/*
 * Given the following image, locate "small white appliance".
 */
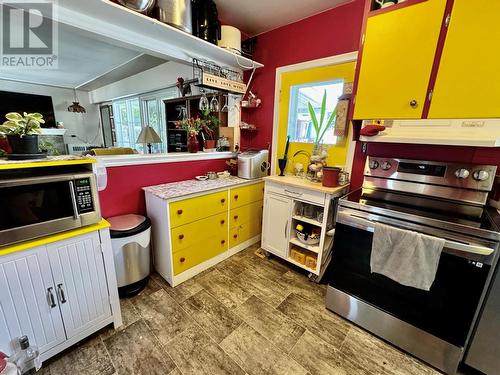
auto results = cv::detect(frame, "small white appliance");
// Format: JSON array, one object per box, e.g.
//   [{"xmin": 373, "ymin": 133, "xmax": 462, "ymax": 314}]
[{"xmin": 238, "ymin": 150, "xmax": 270, "ymax": 179}]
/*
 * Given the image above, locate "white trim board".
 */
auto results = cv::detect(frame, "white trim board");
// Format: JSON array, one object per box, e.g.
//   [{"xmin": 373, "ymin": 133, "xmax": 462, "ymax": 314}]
[
  {"xmin": 271, "ymin": 51, "xmax": 359, "ymax": 175},
  {"xmin": 94, "ymin": 151, "xmax": 236, "ymax": 167}
]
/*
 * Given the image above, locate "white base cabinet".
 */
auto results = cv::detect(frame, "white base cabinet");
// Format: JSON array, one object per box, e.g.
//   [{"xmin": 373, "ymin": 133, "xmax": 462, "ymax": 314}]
[
  {"xmin": 0, "ymin": 229, "xmax": 122, "ymax": 361},
  {"xmin": 261, "ymin": 177, "xmax": 348, "ymax": 278}
]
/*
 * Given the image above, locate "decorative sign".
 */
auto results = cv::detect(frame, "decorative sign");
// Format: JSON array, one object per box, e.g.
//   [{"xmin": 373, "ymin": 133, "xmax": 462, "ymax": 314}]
[{"xmin": 201, "ymin": 72, "xmax": 247, "ymax": 94}]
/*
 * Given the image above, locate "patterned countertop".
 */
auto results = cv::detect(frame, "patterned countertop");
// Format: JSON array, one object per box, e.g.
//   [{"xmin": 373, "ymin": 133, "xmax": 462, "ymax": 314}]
[{"xmin": 143, "ymin": 176, "xmax": 261, "ymax": 200}]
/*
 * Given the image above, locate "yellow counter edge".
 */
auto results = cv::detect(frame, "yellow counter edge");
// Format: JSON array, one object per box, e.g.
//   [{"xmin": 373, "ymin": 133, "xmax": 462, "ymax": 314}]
[
  {"xmin": 0, "ymin": 158, "xmax": 96, "ymax": 170},
  {"xmin": 0, "ymin": 219, "xmax": 110, "ymax": 257}
]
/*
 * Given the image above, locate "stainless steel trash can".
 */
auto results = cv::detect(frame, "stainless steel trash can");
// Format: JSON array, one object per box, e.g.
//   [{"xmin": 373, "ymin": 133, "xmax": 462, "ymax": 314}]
[{"xmin": 108, "ymin": 214, "xmax": 151, "ymax": 298}]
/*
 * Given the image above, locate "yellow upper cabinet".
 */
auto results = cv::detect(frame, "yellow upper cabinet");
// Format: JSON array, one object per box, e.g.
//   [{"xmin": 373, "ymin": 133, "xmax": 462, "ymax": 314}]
[
  {"xmin": 428, "ymin": 2, "xmax": 500, "ymax": 118},
  {"xmin": 353, "ymin": 0, "xmax": 447, "ymax": 119}
]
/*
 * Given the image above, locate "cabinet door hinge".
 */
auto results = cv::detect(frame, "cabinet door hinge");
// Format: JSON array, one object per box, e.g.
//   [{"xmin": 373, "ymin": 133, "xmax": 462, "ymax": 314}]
[
  {"xmin": 444, "ymin": 13, "xmax": 451, "ymax": 28},
  {"xmin": 427, "ymin": 90, "xmax": 433, "ymax": 102}
]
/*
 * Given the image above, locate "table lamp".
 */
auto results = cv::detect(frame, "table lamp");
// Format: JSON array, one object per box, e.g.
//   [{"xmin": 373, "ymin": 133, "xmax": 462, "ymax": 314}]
[{"xmin": 136, "ymin": 126, "xmax": 162, "ymax": 154}]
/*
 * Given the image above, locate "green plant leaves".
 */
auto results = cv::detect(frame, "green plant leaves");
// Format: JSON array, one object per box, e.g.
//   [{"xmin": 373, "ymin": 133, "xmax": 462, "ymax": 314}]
[
  {"xmin": 1, "ymin": 112, "xmax": 44, "ymax": 136},
  {"xmin": 307, "ymin": 90, "xmax": 337, "ymax": 145}
]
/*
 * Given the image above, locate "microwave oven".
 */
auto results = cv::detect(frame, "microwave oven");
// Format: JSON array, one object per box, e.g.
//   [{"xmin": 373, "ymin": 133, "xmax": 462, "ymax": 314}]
[{"xmin": 0, "ymin": 172, "xmax": 101, "ymax": 247}]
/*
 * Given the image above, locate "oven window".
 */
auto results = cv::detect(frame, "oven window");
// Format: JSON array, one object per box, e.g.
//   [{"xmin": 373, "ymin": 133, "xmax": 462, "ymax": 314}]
[
  {"xmin": 0, "ymin": 181, "xmax": 74, "ymax": 230},
  {"xmin": 326, "ymin": 223, "xmax": 490, "ymax": 347}
]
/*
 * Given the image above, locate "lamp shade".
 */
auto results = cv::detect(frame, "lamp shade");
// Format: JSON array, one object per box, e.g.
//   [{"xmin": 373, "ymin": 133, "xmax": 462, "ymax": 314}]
[{"xmin": 136, "ymin": 126, "xmax": 162, "ymax": 144}]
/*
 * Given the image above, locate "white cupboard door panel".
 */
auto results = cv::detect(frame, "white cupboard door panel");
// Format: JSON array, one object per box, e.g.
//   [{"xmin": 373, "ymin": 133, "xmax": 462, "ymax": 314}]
[
  {"xmin": 262, "ymin": 193, "xmax": 292, "ymax": 258},
  {"xmin": 47, "ymin": 233, "xmax": 111, "ymax": 339},
  {"xmin": 0, "ymin": 247, "xmax": 65, "ymax": 355}
]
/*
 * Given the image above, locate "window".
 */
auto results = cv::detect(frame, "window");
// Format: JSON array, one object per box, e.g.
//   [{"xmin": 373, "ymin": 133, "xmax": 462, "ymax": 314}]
[
  {"xmin": 111, "ymin": 87, "xmax": 178, "ymax": 153},
  {"xmin": 287, "ymin": 80, "xmax": 344, "ymax": 145}
]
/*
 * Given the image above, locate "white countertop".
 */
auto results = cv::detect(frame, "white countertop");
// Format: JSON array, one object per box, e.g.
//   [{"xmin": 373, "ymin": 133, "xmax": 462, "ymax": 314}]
[
  {"xmin": 264, "ymin": 175, "xmax": 349, "ymax": 195},
  {"xmin": 143, "ymin": 176, "xmax": 261, "ymax": 200}
]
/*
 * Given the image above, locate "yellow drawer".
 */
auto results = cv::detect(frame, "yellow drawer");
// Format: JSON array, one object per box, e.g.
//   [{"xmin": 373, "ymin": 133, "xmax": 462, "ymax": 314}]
[
  {"xmin": 173, "ymin": 235, "xmax": 228, "ymax": 276},
  {"xmin": 170, "ymin": 190, "xmax": 228, "ymax": 228},
  {"xmin": 171, "ymin": 212, "xmax": 228, "ymax": 253},
  {"xmin": 230, "ymin": 182, "xmax": 264, "ymax": 209},
  {"xmin": 230, "ymin": 217, "xmax": 262, "ymax": 248},
  {"xmin": 230, "ymin": 200, "xmax": 263, "ymax": 228}
]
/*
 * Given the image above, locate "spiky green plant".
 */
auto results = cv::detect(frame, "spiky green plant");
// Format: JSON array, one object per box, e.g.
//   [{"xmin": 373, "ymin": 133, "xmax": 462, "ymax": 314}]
[
  {"xmin": 0, "ymin": 112, "xmax": 44, "ymax": 137},
  {"xmin": 307, "ymin": 91, "xmax": 337, "ymax": 146}
]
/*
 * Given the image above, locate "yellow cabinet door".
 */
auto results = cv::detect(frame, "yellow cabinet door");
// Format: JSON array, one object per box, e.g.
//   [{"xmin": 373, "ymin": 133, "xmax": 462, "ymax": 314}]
[
  {"xmin": 171, "ymin": 212, "xmax": 228, "ymax": 253},
  {"xmin": 428, "ymin": 2, "xmax": 500, "ymax": 118},
  {"xmin": 230, "ymin": 200, "xmax": 263, "ymax": 228},
  {"xmin": 353, "ymin": 0, "xmax": 447, "ymax": 119},
  {"xmin": 230, "ymin": 183, "xmax": 264, "ymax": 209},
  {"xmin": 173, "ymin": 235, "xmax": 228, "ymax": 276},
  {"xmin": 169, "ymin": 190, "xmax": 228, "ymax": 228}
]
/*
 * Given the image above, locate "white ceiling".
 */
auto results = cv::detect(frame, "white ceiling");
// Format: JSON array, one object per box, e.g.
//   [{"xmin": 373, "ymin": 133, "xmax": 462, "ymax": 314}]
[
  {"xmin": 217, "ymin": 0, "xmax": 353, "ymax": 36},
  {"xmin": 0, "ymin": 23, "xmax": 167, "ymax": 90}
]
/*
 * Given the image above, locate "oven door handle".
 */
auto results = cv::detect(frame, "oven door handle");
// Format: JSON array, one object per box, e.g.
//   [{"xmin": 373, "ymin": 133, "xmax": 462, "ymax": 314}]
[
  {"xmin": 69, "ymin": 181, "xmax": 80, "ymax": 220},
  {"xmin": 337, "ymin": 212, "xmax": 495, "ymax": 257}
]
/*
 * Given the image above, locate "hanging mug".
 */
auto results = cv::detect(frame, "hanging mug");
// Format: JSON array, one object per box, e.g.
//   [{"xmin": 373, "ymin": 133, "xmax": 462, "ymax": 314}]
[{"xmin": 375, "ymin": 0, "xmax": 396, "ymax": 8}]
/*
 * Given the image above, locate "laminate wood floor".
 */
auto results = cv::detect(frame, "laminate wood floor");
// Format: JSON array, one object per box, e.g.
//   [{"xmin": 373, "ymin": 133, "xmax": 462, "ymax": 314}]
[{"xmin": 39, "ymin": 244, "xmax": 481, "ymax": 375}]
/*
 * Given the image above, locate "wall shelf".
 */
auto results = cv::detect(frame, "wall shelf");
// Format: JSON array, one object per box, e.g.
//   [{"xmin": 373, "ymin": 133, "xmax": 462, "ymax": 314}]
[{"xmin": 56, "ymin": 0, "xmax": 263, "ymax": 71}]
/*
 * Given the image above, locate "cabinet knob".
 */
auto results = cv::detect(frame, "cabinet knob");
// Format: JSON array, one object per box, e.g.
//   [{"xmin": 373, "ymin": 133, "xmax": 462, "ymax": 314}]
[
  {"xmin": 234, "ymin": 194, "xmax": 239, "ymax": 200},
  {"xmin": 234, "ymin": 215, "xmax": 239, "ymax": 220},
  {"xmin": 220, "ymin": 219, "xmax": 225, "ymax": 224},
  {"xmin": 177, "ymin": 209, "xmax": 183, "ymax": 215},
  {"xmin": 178, "ymin": 234, "xmax": 184, "ymax": 240},
  {"xmin": 221, "ymin": 240, "xmax": 226, "ymax": 245},
  {"xmin": 409, "ymin": 99, "xmax": 418, "ymax": 108},
  {"xmin": 221, "ymin": 198, "xmax": 226, "ymax": 203},
  {"xmin": 180, "ymin": 257, "xmax": 186, "ymax": 263},
  {"xmin": 233, "ymin": 234, "xmax": 238, "ymax": 239}
]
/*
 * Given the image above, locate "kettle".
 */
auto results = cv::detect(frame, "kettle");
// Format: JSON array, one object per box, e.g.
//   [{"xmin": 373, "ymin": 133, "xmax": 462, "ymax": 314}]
[{"xmin": 192, "ymin": 0, "xmax": 220, "ymax": 44}]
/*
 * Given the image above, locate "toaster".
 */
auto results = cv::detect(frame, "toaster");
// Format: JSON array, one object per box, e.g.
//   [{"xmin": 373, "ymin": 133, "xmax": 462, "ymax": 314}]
[{"xmin": 238, "ymin": 150, "xmax": 270, "ymax": 179}]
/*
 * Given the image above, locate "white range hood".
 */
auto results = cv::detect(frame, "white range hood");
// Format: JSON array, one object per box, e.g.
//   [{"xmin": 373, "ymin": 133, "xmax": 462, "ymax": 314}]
[{"xmin": 359, "ymin": 119, "xmax": 500, "ymax": 147}]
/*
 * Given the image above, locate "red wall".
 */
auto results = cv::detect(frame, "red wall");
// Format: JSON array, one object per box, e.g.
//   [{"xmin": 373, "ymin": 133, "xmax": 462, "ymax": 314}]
[
  {"xmin": 99, "ymin": 158, "xmax": 230, "ymax": 218},
  {"xmin": 241, "ymin": 0, "xmax": 366, "ymax": 150}
]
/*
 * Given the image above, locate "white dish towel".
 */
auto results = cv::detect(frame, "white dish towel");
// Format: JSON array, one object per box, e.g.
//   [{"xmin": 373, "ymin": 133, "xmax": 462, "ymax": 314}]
[{"xmin": 370, "ymin": 222, "xmax": 445, "ymax": 291}]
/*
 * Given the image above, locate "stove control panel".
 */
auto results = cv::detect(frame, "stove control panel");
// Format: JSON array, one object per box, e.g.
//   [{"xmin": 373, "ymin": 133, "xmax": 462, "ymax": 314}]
[{"xmin": 364, "ymin": 157, "xmax": 497, "ymax": 192}]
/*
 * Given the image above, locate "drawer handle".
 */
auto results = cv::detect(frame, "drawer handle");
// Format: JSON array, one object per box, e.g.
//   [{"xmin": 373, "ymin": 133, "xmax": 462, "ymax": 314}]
[
  {"xmin": 284, "ymin": 189, "xmax": 302, "ymax": 196},
  {"xmin": 178, "ymin": 234, "xmax": 184, "ymax": 240},
  {"xmin": 177, "ymin": 209, "xmax": 183, "ymax": 215},
  {"xmin": 221, "ymin": 240, "xmax": 226, "ymax": 245},
  {"xmin": 233, "ymin": 234, "xmax": 238, "ymax": 239},
  {"xmin": 234, "ymin": 194, "xmax": 239, "ymax": 200},
  {"xmin": 180, "ymin": 257, "xmax": 186, "ymax": 263},
  {"xmin": 221, "ymin": 198, "xmax": 226, "ymax": 203},
  {"xmin": 220, "ymin": 219, "xmax": 225, "ymax": 224},
  {"xmin": 47, "ymin": 287, "xmax": 56, "ymax": 308},
  {"xmin": 409, "ymin": 99, "xmax": 418, "ymax": 108},
  {"xmin": 234, "ymin": 215, "xmax": 239, "ymax": 220}
]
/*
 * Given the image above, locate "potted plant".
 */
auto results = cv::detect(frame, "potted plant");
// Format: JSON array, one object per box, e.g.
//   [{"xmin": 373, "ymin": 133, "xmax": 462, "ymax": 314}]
[
  {"xmin": 200, "ymin": 108, "xmax": 220, "ymax": 150},
  {"xmin": 307, "ymin": 91, "xmax": 337, "ymax": 181},
  {"xmin": 0, "ymin": 112, "xmax": 44, "ymax": 155},
  {"xmin": 175, "ymin": 117, "xmax": 202, "ymax": 153}
]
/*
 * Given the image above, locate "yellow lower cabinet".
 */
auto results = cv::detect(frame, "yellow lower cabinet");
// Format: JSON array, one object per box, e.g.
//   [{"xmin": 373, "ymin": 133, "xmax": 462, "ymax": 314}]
[
  {"xmin": 169, "ymin": 191, "xmax": 228, "ymax": 228},
  {"xmin": 171, "ymin": 212, "xmax": 228, "ymax": 253},
  {"xmin": 230, "ymin": 200, "xmax": 263, "ymax": 228},
  {"xmin": 230, "ymin": 183, "xmax": 264, "ymax": 209},
  {"xmin": 230, "ymin": 217, "xmax": 263, "ymax": 248},
  {"xmin": 173, "ymin": 235, "xmax": 228, "ymax": 275}
]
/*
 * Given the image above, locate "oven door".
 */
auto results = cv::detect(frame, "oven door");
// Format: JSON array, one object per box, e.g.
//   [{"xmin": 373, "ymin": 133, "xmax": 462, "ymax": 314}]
[
  {"xmin": 326, "ymin": 207, "xmax": 498, "ymax": 349},
  {"xmin": 0, "ymin": 174, "xmax": 101, "ymax": 246}
]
